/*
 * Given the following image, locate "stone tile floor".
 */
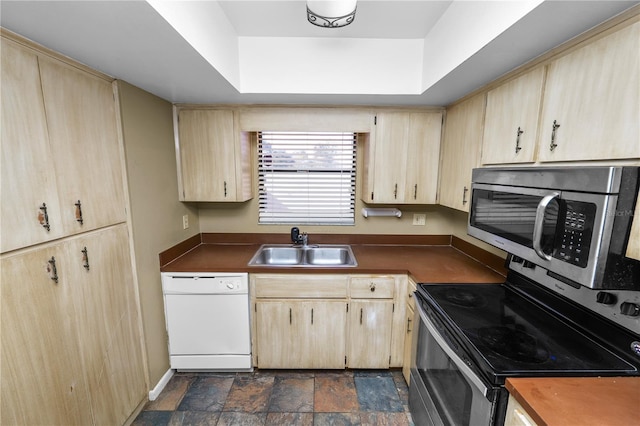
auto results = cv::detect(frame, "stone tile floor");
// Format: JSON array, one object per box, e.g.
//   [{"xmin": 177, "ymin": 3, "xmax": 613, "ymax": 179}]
[{"xmin": 133, "ymin": 369, "xmax": 414, "ymax": 426}]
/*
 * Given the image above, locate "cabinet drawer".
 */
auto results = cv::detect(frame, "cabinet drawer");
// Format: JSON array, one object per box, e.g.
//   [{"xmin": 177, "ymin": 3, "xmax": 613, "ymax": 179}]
[
  {"xmin": 349, "ymin": 276, "xmax": 395, "ymax": 299},
  {"xmin": 252, "ymin": 274, "xmax": 348, "ymax": 298}
]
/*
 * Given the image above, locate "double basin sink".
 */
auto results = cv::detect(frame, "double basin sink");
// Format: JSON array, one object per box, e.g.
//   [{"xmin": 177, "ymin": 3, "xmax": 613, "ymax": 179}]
[{"xmin": 248, "ymin": 244, "xmax": 357, "ymax": 267}]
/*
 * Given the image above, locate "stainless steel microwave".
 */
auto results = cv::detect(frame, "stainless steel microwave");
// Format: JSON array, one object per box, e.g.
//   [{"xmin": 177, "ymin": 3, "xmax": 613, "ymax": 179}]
[{"xmin": 468, "ymin": 166, "xmax": 640, "ymax": 290}]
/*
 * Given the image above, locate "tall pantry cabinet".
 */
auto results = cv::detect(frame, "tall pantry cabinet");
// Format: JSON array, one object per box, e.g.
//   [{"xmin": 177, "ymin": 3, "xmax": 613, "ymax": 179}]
[{"xmin": 1, "ymin": 32, "xmax": 147, "ymax": 425}]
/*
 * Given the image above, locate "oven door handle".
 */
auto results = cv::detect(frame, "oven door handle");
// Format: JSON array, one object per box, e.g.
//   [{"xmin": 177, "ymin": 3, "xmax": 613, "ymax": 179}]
[
  {"xmin": 415, "ymin": 300, "xmax": 490, "ymax": 397},
  {"xmin": 533, "ymin": 192, "xmax": 560, "ymax": 261}
]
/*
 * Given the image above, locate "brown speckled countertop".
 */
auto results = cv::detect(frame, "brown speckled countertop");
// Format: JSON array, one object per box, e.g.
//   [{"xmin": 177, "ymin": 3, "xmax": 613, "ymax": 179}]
[
  {"xmin": 506, "ymin": 377, "xmax": 640, "ymax": 426},
  {"xmin": 159, "ymin": 233, "xmax": 506, "ymax": 283}
]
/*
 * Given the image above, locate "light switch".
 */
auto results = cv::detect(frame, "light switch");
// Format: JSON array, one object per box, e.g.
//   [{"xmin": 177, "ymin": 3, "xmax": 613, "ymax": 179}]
[{"xmin": 182, "ymin": 214, "xmax": 189, "ymax": 229}]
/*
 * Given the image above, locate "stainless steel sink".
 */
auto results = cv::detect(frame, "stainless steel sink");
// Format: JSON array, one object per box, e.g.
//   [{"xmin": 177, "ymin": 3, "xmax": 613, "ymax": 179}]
[
  {"xmin": 249, "ymin": 246, "xmax": 304, "ymax": 265},
  {"xmin": 248, "ymin": 244, "xmax": 357, "ymax": 267}
]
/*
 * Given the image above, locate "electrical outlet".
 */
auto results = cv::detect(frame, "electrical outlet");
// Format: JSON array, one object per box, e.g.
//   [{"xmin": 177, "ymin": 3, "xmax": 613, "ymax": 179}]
[
  {"xmin": 412, "ymin": 213, "xmax": 426, "ymax": 226},
  {"xmin": 182, "ymin": 214, "xmax": 189, "ymax": 229}
]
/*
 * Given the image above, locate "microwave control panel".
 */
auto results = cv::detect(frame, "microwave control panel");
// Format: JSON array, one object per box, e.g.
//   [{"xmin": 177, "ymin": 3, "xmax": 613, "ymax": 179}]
[{"xmin": 554, "ymin": 203, "xmax": 595, "ymax": 268}]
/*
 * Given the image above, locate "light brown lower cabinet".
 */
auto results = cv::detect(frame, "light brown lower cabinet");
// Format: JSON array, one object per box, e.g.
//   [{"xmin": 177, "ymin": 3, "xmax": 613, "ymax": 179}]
[
  {"xmin": 402, "ymin": 304, "xmax": 415, "ymax": 384},
  {"xmin": 505, "ymin": 395, "xmax": 538, "ymax": 426},
  {"xmin": 255, "ymin": 300, "xmax": 347, "ymax": 369},
  {"xmin": 402, "ymin": 278, "xmax": 418, "ymax": 384},
  {"xmin": 252, "ymin": 274, "xmax": 406, "ymax": 370},
  {"xmin": 1, "ymin": 225, "xmax": 146, "ymax": 425},
  {"xmin": 347, "ymin": 300, "xmax": 393, "ymax": 368}
]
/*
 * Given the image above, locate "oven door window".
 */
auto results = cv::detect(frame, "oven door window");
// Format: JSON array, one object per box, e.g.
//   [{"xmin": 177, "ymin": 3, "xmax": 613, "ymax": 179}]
[
  {"xmin": 414, "ymin": 315, "xmax": 497, "ymax": 426},
  {"xmin": 470, "ymin": 188, "xmax": 561, "ymax": 252}
]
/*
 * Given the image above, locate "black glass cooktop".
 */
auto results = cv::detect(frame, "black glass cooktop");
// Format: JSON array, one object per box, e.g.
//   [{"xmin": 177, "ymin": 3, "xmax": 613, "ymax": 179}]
[{"xmin": 416, "ymin": 283, "xmax": 638, "ymax": 382}]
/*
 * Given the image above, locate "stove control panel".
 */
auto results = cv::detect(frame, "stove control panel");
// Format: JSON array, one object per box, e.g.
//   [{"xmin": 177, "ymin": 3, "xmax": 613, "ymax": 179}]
[{"xmin": 508, "ymin": 256, "xmax": 640, "ymax": 335}]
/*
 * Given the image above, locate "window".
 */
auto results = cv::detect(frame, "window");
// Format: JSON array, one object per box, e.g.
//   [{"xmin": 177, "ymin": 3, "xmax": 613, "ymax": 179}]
[{"xmin": 258, "ymin": 131, "xmax": 356, "ymax": 225}]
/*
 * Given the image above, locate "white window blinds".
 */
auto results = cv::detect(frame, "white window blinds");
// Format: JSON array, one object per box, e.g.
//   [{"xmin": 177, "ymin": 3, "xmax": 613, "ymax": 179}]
[{"xmin": 258, "ymin": 131, "xmax": 356, "ymax": 225}]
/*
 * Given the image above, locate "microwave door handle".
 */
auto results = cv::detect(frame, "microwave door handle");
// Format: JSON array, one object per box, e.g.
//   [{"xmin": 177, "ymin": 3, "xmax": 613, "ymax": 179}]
[
  {"xmin": 415, "ymin": 301, "xmax": 490, "ymax": 397},
  {"xmin": 533, "ymin": 192, "xmax": 560, "ymax": 261}
]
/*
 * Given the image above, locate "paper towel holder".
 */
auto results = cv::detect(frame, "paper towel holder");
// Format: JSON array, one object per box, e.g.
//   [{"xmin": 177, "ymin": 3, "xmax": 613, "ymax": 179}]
[{"xmin": 361, "ymin": 208, "xmax": 402, "ymax": 218}]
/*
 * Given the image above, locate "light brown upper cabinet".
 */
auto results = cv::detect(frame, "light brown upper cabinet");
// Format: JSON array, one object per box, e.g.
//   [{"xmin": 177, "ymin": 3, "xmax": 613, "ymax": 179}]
[
  {"xmin": 1, "ymin": 38, "xmax": 65, "ymax": 251},
  {"xmin": 363, "ymin": 111, "xmax": 442, "ymax": 204},
  {"xmin": 538, "ymin": 20, "xmax": 639, "ymax": 162},
  {"xmin": 438, "ymin": 94, "xmax": 486, "ymax": 212},
  {"xmin": 481, "ymin": 67, "xmax": 546, "ymax": 165},
  {"xmin": 175, "ymin": 108, "xmax": 252, "ymax": 202},
  {"xmin": 1, "ymin": 38, "xmax": 125, "ymax": 253},
  {"xmin": 39, "ymin": 57, "xmax": 126, "ymax": 233}
]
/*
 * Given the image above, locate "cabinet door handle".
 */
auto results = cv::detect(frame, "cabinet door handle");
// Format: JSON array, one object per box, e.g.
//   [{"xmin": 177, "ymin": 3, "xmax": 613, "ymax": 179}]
[
  {"xmin": 462, "ymin": 186, "xmax": 469, "ymax": 205},
  {"xmin": 47, "ymin": 256, "xmax": 58, "ymax": 283},
  {"xmin": 224, "ymin": 181, "xmax": 228, "ymax": 197},
  {"xmin": 550, "ymin": 120, "xmax": 560, "ymax": 151},
  {"xmin": 289, "ymin": 308, "xmax": 292, "ymax": 325},
  {"xmin": 407, "ymin": 317, "xmax": 413, "ymax": 333},
  {"xmin": 311, "ymin": 308, "xmax": 314, "ymax": 325},
  {"xmin": 370, "ymin": 283, "xmax": 376, "ymax": 292},
  {"xmin": 74, "ymin": 200, "xmax": 84, "ymax": 225},
  {"xmin": 81, "ymin": 246, "xmax": 90, "ymax": 271},
  {"xmin": 414, "ymin": 184, "xmax": 418, "ymax": 200},
  {"xmin": 360, "ymin": 308, "xmax": 363, "ymax": 325},
  {"xmin": 393, "ymin": 183, "xmax": 398, "ymax": 199},
  {"xmin": 515, "ymin": 127, "xmax": 524, "ymax": 153},
  {"xmin": 38, "ymin": 203, "xmax": 50, "ymax": 231}
]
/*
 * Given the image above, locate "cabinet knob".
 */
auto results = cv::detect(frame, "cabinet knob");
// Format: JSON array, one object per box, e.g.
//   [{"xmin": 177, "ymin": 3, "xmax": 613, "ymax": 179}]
[
  {"xmin": 75, "ymin": 200, "xmax": 84, "ymax": 225},
  {"xmin": 515, "ymin": 127, "xmax": 524, "ymax": 153},
  {"xmin": 38, "ymin": 203, "xmax": 50, "ymax": 231},
  {"xmin": 370, "ymin": 283, "xmax": 376, "ymax": 292},
  {"xmin": 550, "ymin": 120, "xmax": 561, "ymax": 151},
  {"xmin": 81, "ymin": 247, "xmax": 90, "ymax": 271},
  {"xmin": 47, "ymin": 256, "xmax": 58, "ymax": 284}
]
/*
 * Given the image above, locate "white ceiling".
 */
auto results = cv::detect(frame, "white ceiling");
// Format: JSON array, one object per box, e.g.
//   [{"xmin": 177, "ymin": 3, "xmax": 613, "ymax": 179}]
[{"xmin": 1, "ymin": 1, "xmax": 638, "ymax": 106}]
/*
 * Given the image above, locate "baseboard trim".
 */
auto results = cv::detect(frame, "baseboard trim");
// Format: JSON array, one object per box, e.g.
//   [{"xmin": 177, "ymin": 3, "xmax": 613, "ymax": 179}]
[{"xmin": 148, "ymin": 368, "xmax": 174, "ymax": 401}]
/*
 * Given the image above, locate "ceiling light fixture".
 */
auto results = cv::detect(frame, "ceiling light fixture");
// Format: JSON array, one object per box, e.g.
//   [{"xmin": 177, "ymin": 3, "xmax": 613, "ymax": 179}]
[{"xmin": 307, "ymin": 0, "xmax": 357, "ymax": 28}]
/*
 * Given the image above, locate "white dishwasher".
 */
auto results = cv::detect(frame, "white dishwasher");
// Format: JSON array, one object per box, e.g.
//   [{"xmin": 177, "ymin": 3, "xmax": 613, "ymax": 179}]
[{"xmin": 161, "ymin": 272, "xmax": 252, "ymax": 371}]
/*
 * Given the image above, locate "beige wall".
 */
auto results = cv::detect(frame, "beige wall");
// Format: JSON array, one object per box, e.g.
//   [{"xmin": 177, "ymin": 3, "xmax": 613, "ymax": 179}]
[{"xmin": 117, "ymin": 81, "xmax": 200, "ymax": 388}]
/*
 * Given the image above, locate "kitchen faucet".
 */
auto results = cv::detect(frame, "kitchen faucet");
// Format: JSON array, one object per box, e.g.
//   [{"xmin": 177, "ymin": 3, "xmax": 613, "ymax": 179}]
[{"xmin": 290, "ymin": 227, "xmax": 308, "ymax": 246}]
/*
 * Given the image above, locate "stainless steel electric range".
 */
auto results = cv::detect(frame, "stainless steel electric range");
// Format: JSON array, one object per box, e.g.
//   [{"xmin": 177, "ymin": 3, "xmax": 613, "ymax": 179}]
[{"xmin": 409, "ymin": 167, "xmax": 640, "ymax": 426}]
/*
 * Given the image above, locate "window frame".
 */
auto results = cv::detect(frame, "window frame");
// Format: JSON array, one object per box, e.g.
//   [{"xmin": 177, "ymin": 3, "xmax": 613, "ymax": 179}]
[{"xmin": 257, "ymin": 131, "xmax": 357, "ymax": 226}]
